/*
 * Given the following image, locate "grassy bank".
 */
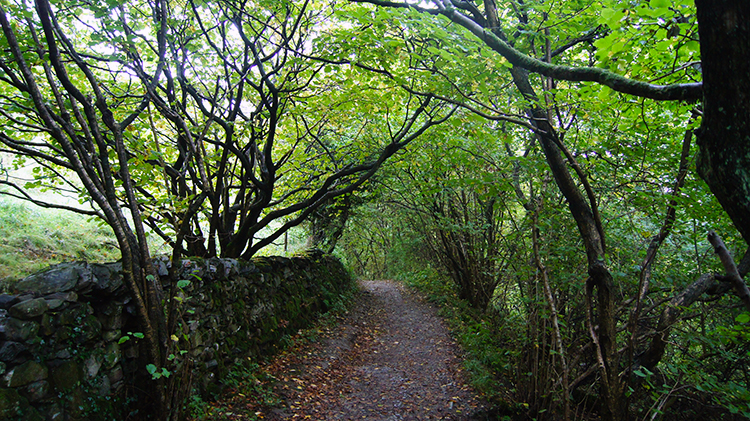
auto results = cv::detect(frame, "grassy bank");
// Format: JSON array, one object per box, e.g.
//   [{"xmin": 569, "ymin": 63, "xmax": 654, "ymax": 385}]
[{"xmin": 0, "ymin": 198, "xmax": 121, "ymax": 283}]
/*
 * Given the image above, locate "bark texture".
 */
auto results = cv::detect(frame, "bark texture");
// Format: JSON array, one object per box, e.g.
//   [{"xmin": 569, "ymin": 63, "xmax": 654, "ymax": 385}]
[{"xmin": 695, "ymin": 1, "xmax": 750, "ymax": 243}]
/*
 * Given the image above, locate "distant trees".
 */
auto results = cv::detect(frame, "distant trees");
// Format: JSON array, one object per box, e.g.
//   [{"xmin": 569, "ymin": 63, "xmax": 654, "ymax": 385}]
[{"xmin": 374, "ymin": 124, "xmax": 516, "ymax": 311}]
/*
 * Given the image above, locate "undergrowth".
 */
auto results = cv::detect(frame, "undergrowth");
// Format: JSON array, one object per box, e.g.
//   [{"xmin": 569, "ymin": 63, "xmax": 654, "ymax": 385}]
[{"xmin": 0, "ymin": 197, "xmax": 121, "ymax": 284}]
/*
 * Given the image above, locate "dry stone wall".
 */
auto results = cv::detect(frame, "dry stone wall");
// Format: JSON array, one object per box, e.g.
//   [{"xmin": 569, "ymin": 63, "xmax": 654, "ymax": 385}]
[{"xmin": 0, "ymin": 250, "xmax": 352, "ymax": 420}]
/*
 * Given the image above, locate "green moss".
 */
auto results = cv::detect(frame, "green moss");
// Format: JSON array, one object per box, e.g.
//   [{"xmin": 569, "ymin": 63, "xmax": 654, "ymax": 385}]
[{"xmin": 179, "ymin": 253, "xmax": 354, "ymax": 409}]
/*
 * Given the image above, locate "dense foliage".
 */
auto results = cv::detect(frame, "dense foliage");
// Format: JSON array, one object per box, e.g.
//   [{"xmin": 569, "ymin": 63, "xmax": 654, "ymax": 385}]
[
  {"xmin": 335, "ymin": 1, "xmax": 750, "ymax": 420},
  {"xmin": 0, "ymin": 1, "xmax": 448, "ymax": 417},
  {"xmin": 1, "ymin": 0, "xmax": 750, "ymax": 419}
]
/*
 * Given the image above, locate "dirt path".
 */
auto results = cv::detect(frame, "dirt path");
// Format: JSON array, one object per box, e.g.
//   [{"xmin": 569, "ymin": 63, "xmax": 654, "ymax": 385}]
[{"xmin": 256, "ymin": 279, "xmax": 489, "ymax": 420}]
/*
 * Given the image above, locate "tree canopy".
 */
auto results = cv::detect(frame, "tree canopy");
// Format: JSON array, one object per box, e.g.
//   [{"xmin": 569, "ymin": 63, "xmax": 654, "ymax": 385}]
[
  {"xmin": 336, "ymin": 1, "xmax": 750, "ymax": 420},
  {"xmin": 0, "ymin": 0, "xmax": 452, "ymax": 416},
  {"xmin": 2, "ymin": 0, "xmax": 750, "ymax": 419}
]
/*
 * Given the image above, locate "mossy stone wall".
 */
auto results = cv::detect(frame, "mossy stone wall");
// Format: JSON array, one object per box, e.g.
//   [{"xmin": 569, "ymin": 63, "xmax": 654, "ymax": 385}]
[{"xmin": 0, "ymin": 250, "xmax": 352, "ymax": 420}]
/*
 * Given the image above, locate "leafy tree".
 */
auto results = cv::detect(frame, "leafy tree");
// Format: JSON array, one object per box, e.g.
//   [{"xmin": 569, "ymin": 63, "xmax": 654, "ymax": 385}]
[
  {"xmin": 373, "ymin": 118, "xmax": 521, "ymax": 310},
  {"xmin": 307, "ymin": 193, "xmax": 357, "ymax": 254},
  {"xmin": 0, "ymin": 0, "xmax": 172, "ymax": 414},
  {"xmin": 0, "ymin": 0, "xmax": 453, "ymax": 417},
  {"xmin": 345, "ymin": 0, "xmax": 750, "ymax": 420},
  {"xmin": 4, "ymin": 0, "xmax": 750, "ymax": 418}
]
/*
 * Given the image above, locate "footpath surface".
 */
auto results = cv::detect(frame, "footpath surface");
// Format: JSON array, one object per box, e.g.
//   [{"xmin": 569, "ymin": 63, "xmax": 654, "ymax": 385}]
[{"xmin": 253, "ymin": 279, "xmax": 490, "ymax": 420}]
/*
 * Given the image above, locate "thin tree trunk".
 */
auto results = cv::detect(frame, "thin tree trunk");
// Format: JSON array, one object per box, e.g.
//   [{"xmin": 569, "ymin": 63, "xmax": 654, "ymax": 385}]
[
  {"xmin": 707, "ymin": 231, "xmax": 750, "ymax": 311},
  {"xmin": 532, "ymin": 200, "xmax": 571, "ymax": 421}
]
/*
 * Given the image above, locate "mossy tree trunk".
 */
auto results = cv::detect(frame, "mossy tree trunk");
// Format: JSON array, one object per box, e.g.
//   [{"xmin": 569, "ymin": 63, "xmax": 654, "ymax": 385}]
[{"xmin": 695, "ymin": 1, "xmax": 750, "ymax": 244}]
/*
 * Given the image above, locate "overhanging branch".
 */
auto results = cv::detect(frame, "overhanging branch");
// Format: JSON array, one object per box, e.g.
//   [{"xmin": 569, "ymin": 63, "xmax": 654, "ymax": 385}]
[{"xmin": 356, "ymin": 0, "xmax": 703, "ymax": 102}]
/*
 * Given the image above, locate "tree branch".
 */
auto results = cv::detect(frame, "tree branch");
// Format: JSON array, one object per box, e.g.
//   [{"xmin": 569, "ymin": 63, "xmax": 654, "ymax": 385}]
[
  {"xmin": 0, "ymin": 184, "xmax": 102, "ymax": 217},
  {"xmin": 708, "ymin": 230, "xmax": 750, "ymax": 312},
  {"xmin": 358, "ymin": 0, "xmax": 703, "ymax": 101}
]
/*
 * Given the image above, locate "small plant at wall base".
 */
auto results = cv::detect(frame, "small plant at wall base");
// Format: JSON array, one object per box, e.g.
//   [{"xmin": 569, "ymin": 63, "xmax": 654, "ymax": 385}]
[
  {"xmin": 119, "ymin": 332, "xmax": 145, "ymax": 344},
  {"xmin": 147, "ymin": 364, "xmax": 172, "ymax": 380}
]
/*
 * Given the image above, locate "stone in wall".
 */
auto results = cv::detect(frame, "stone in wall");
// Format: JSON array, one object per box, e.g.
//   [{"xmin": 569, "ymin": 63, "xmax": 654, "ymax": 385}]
[{"xmin": 0, "ymin": 261, "xmax": 132, "ymax": 421}]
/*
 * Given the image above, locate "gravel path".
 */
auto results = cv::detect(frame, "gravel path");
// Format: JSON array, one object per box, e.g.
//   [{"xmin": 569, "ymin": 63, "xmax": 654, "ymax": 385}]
[{"xmin": 260, "ymin": 279, "xmax": 489, "ymax": 420}]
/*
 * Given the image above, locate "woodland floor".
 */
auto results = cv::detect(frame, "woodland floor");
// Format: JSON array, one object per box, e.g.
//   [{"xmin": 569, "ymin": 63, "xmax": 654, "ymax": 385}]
[{"xmin": 218, "ymin": 279, "xmax": 492, "ymax": 420}]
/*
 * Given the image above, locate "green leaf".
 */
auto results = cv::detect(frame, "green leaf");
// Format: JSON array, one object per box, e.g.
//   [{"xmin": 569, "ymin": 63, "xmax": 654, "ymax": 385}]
[
  {"xmin": 735, "ymin": 313, "xmax": 750, "ymax": 324},
  {"xmin": 602, "ymin": 9, "xmax": 626, "ymax": 29},
  {"xmin": 593, "ymin": 37, "xmax": 613, "ymax": 51},
  {"xmin": 655, "ymin": 40, "xmax": 672, "ymax": 51},
  {"xmin": 634, "ymin": 367, "xmax": 652, "ymax": 378},
  {"xmin": 683, "ymin": 40, "xmax": 700, "ymax": 53},
  {"xmin": 426, "ymin": 46, "xmax": 441, "ymax": 56},
  {"xmin": 176, "ymin": 279, "xmax": 191, "ymax": 289},
  {"xmin": 650, "ymin": 0, "xmax": 670, "ymax": 7}
]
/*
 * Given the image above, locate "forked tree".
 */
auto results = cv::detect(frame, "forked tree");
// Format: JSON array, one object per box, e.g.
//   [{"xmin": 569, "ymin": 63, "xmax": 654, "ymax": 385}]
[
  {"xmin": 351, "ymin": 0, "xmax": 750, "ymax": 420},
  {"xmin": 0, "ymin": 0, "xmax": 452, "ymax": 417}
]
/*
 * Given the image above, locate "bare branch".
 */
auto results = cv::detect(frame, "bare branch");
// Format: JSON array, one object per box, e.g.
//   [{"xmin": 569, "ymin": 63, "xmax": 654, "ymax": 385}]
[{"xmin": 0, "ymin": 183, "xmax": 101, "ymax": 217}]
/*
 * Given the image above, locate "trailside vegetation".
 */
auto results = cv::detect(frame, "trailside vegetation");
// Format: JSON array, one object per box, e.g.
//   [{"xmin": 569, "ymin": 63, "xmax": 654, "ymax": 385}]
[
  {"xmin": 336, "ymin": 0, "xmax": 750, "ymax": 420},
  {"xmin": 0, "ymin": 0, "xmax": 449, "ymax": 418}
]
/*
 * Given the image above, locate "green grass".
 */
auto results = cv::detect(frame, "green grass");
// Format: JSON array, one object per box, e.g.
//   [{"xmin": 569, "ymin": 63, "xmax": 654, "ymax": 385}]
[{"xmin": 0, "ymin": 198, "xmax": 121, "ymax": 284}]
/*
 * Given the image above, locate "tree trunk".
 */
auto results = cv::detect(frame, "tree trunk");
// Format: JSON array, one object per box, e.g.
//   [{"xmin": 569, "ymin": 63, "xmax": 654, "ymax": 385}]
[
  {"xmin": 308, "ymin": 194, "xmax": 353, "ymax": 253},
  {"xmin": 695, "ymin": 0, "xmax": 750, "ymax": 243},
  {"xmin": 508, "ymin": 66, "xmax": 625, "ymax": 421}
]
